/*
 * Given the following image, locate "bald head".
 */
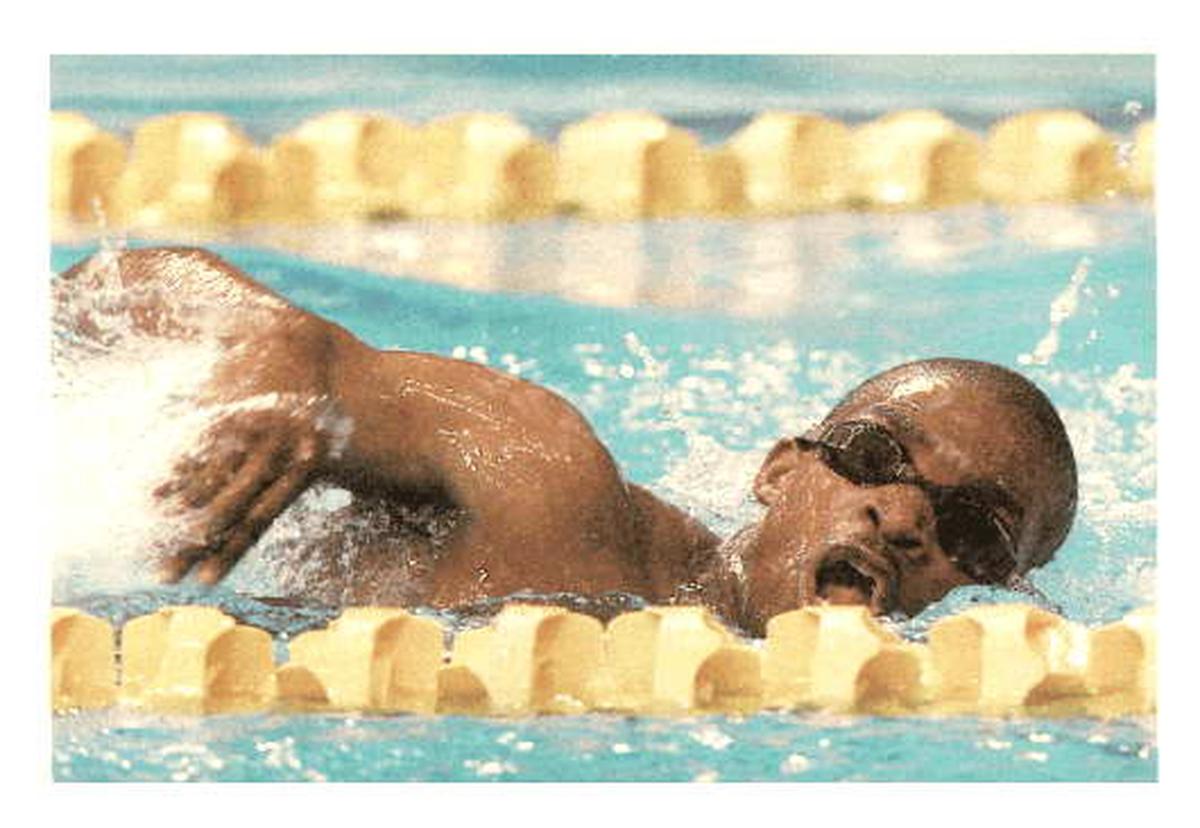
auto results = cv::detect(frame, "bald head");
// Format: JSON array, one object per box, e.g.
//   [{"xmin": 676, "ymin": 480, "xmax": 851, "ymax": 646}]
[{"xmin": 820, "ymin": 358, "xmax": 1078, "ymax": 570}]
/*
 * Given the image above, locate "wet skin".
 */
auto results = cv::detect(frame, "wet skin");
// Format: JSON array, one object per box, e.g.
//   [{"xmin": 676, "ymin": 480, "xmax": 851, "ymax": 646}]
[{"xmin": 57, "ymin": 247, "xmax": 1077, "ymax": 635}]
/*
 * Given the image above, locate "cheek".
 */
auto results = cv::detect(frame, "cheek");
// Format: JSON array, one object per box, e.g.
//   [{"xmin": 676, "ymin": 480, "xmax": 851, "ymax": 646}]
[
  {"xmin": 744, "ymin": 465, "xmax": 839, "ymax": 618},
  {"xmin": 759, "ymin": 466, "xmax": 833, "ymax": 559},
  {"xmin": 895, "ymin": 556, "xmax": 972, "ymax": 615}
]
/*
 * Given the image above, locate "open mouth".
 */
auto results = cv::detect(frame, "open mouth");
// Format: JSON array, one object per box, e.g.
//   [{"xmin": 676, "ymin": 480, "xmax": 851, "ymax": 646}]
[{"xmin": 814, "ymin": 547, "xmax": 894, "ymax": 613}]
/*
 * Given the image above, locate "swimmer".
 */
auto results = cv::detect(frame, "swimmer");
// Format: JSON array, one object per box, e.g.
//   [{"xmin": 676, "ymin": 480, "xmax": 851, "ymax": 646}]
[{"xmin": 55, "ymin": 247, "xmax": 1077, "ymax": 635}]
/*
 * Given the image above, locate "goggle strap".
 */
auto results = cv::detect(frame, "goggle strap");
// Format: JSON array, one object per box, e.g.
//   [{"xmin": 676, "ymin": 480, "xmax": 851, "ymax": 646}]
[{"xmin": 1004, "ymin": 572, "xmax": 1063, "ymax": 615}]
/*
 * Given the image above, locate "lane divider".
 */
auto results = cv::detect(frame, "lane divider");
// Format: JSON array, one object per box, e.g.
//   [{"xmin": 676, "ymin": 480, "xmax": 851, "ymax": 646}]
[
  {"xmin": 50, "ymin": 601, "xmax": 1156, "ymax": 718},
  {"xmin": 50, "ymin": 108, "xmax": 1155, "ymax": 228}
]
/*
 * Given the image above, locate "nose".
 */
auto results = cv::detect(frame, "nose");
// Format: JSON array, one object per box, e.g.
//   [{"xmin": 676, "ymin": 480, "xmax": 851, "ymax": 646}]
[{"xmin": 858, "ymin": 484, "xmax": 937, "ymax": 564}]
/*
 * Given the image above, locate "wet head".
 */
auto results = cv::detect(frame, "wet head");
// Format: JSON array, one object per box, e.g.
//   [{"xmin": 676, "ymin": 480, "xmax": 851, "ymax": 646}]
[{"xmin": 736, "ymin": 358, "xmax": 1077, "ymax": 633}]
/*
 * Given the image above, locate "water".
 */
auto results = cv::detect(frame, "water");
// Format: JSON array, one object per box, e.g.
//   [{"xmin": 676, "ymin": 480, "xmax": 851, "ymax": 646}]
[
  {"xmin": 49, "ymin": 55, "xmax": 1156, "ymax": 782},
  {"xmin": 53, "ymin": 710, "xmax": 1153, "ymax": 783},
  {"xmin": 51, "ymin": 54, "xmax": 1154, "ymax": 144},
  {"xmin": 49, "ymin": 204, "xmax": 1156, "ymax": 781}
]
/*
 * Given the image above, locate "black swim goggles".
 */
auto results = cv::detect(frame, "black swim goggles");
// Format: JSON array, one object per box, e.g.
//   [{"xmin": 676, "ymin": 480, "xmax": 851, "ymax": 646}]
[{"xmin": 794, "ymin": 419, "xmax": 1021, "ymax": 586}]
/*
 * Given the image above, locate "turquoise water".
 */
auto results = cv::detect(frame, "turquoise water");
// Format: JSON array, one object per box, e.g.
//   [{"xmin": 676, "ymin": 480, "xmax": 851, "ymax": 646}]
[
  {"xmin": 51, "ymin": 54, "xmax": 1154, "ymax": 143},
  {"xmin": 54, "ymin": 710, "xmax": 1153, "ymax": 783},
  {"xmin": 49, "ymin": 204, "xmax": 1157, "ymax": 782},
  {"xmin": 49, "ymin": 55, "xmax": 1155, "ymax": 782}
]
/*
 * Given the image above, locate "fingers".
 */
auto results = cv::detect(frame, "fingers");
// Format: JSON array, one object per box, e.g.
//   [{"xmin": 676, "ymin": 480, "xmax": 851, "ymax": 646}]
[
  {"xmin": 195, "ymin": 430, "xmax": 288, "ymax": 535},
  {"xmin": 157, "ymin": 551, "xmax": 197, "ymax": 583},
  {"xmin": 156, "ymin": 435, "xmax": 285, "ymax": 582},
  {"xmin": 157, "ymin": 430, "xmax": 321, "ymax": 585},
  {"xmin": 194, "ymin": 455, "xmax": 317, "ymax": 584},
  {"xmin": 155, "ymin": 443, "xmax": 250, "ymax": 508}
]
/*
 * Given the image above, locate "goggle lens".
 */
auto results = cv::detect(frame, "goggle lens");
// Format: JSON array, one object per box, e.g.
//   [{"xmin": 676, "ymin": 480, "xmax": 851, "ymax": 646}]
[
  {"xmin": 819, "ymin": 421, "xmax": 908, "ymax": 486},
  {"xmin": 932, "ymin": 493, "xmax": 1018, "ymax": 583}
]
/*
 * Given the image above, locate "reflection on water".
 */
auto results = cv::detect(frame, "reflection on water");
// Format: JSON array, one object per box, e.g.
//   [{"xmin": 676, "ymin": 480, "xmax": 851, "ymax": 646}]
[
  {"xmin": 1007, "ymin": 205, "xmax": 1117, "ymax": 250},
  {"xmin": 53, "ymin": 202, "xmax": 1150, "ymax": 321},
  {"xmin": 558, "ymin": 222, "xmax": 647, "ymax": 307},
  {"xmin": 882, "ymin": 210, "xmax": 993, "ymax": 267}
]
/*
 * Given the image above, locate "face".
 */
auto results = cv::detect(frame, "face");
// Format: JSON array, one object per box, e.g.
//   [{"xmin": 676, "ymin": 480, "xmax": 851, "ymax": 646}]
[{"xmin": 739, "ymin": 369, "xmax": 1072, "ymax": 633}]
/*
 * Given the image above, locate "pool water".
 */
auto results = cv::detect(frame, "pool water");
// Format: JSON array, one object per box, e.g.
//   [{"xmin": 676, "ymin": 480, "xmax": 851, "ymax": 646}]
[
  {"xmin": 49, "ymin": 201, "xmax": 1156, "ymax": 782},
  {"xmin": 49, "ymin": 54, "xmax": 1155, "ymax": 782},
  {"xmin": 54, "ymin": 709, "xmax": 1153, "ymax": 783}
]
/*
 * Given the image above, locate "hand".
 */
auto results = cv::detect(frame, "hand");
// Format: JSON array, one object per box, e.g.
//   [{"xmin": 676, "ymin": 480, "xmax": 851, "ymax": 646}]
[{"xmin": 153, "ymin": 399, "xmax": 330, "ymax": 585}]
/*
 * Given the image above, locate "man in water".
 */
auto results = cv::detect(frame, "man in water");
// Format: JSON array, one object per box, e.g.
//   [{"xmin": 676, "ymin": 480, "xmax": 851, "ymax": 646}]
[{"xmin": 56, "ymin": 247, "xmax": 1077, "ymax": 635}]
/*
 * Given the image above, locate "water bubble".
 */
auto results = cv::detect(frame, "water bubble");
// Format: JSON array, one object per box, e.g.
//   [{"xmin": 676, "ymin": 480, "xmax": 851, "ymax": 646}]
[
  {"xmin": 780, "ymin": 753, "xmax": 811, "ymax": 774},
  {"xmin": 464, "ymin": 759, "xmax": 517, "ymax": 777},
  {"xmin": 1116, "ymin": 141, "xmax": 1135, "ymax": 168},
  {"xmin": 690, "ymin": 725, "xmax": 733, "ymax": 751}
]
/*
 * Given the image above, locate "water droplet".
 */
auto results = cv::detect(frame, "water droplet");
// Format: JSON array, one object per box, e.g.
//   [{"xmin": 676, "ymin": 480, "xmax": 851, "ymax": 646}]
[
  {"xmin": 465, "ymin": 759, "xmax": 517, "ymax": 777},
  {"xmin": 780, "ymin": 753, "xmax": 811, "ymax": 774},
  {"xmin": 1116, "ymin": 141, "xmax": 1135, "ymax": 168},
  {"xmin": 689, "ymin": 725, "xmax": 734, "ymax": 751}
]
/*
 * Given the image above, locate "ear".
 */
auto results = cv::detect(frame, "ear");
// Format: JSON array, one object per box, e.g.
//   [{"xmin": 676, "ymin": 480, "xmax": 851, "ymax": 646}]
[{"xmin": 753, "ymin": 438, "xmax": 805, "ymax": 506}]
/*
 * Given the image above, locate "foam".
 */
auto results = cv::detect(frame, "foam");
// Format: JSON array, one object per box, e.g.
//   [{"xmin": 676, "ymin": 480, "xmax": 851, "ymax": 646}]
[{"xmin": 51, "ymin": 326, "xmax": 223, "ymax": 598}]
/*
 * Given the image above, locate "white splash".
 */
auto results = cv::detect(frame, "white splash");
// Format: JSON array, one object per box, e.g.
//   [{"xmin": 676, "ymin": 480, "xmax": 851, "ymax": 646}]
[
  {"xmin": 52, "ymin": 333, "xmax": 224, "ymax": 596},
  {"xmin": 1018, "ymin": 257, "xmax": 1091, "ymax": 366}
]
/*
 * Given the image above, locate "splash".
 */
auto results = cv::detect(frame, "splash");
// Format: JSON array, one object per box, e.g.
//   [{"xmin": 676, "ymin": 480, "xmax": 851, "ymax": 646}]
[
  {"xmin": 1018, "ymin": 256, "xmax": 1091, "ymax": 366},
  {"xmin": 52, "ymin": 322, "xmax": 224, "ymax": 598}
]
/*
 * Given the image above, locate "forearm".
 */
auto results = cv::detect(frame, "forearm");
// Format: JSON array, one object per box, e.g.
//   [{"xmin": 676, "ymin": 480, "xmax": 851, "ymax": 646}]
[{"xmin": 203, "ymin": 310, "xmax": 338, "ymax": 404}]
